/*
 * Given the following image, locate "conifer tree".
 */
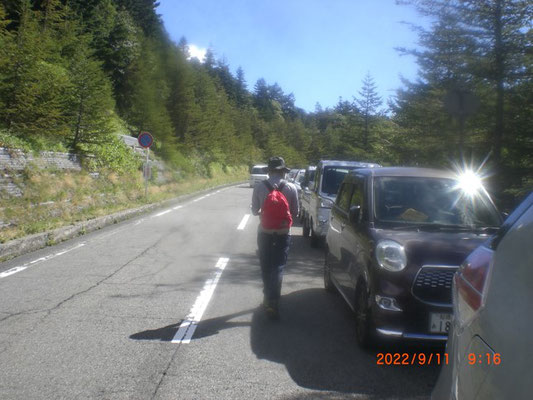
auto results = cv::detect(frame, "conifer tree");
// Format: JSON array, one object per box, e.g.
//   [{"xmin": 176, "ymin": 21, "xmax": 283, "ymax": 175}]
[
  {"xmin": 67, "ymin": 36, "xmax": 115, "ymax": 151},
  {"xmin": 355, "ymin": 73, "xmax": 382, "ymax": 151}
]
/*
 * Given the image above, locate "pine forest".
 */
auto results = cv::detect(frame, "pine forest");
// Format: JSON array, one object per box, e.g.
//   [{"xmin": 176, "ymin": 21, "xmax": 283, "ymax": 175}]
[{"xmin": 0, "ymin": 0, "xmax": 531, "ymax": 210}]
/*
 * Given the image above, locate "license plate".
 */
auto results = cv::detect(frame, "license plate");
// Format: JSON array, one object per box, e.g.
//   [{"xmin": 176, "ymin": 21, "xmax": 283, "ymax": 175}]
[{"xmin": 429, "ymin": 313, "xmax": 452, "ymax": 334}]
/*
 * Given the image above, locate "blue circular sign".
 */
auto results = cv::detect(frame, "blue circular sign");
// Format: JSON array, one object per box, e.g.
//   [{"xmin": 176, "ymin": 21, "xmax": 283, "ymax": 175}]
[{"xmin": 138, "ymin": 132, "xmax": 153, "ymax": 148}]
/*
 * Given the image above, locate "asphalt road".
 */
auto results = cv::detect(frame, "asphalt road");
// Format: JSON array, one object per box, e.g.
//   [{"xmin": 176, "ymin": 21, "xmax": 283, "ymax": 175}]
[{"xmin": 0, "ymin": 184, "xmax": 442, "ymax": 399}]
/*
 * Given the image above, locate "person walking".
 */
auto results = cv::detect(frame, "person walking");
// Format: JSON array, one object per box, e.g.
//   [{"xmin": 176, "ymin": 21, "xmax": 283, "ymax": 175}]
[{"xmin": 251, "ymin": 157, "xmax": 299, "ymax": 319}]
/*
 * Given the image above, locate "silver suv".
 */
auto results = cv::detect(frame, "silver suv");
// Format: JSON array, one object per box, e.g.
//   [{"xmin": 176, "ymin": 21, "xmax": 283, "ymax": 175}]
[{"xmin": 302, "ymin": 160, "xmax": 380, "ymax": 247}]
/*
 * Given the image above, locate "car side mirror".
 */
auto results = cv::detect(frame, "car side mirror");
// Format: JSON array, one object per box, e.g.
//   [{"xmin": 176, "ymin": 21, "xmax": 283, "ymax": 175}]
[{"xmin": 349, "ymin": 205, "xmax": 361, "ymax": 224}]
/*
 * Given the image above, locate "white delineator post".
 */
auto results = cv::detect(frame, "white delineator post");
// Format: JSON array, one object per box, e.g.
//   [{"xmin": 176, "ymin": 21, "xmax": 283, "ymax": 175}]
[{"xmin": 145, "ymin": 147, "xmax": 149, "ymax": 199}]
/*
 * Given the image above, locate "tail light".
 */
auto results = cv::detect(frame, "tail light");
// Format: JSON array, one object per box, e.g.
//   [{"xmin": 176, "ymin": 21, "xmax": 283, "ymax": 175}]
[{"xmin": 454, "ymin": 245, "xmax": 493, "ymax": 327}]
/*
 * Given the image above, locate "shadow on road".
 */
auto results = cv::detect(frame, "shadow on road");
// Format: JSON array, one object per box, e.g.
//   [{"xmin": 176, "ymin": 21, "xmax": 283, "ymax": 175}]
[
  {"xmin": 130, "ymin": 224, "xmax": 441, "ymax": 398},
  {"xmin": 248, "ymin": 288, "xmax": 441, "ymax": 398},
  {"xmin": 129, "ymin": 322, "xmax": 183, "ymax": 341}
]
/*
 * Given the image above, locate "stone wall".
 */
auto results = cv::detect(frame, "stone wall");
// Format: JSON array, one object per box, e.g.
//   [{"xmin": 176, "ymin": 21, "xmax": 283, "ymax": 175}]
[
  {"xmin": 0, "ymin": 147, "xmax": 170, "ymax": 197},
  {"xmin": 0, "ymin": 147, "xmax": 82, "ymax": 197},
  {"xmin": 0, "ymin": 147, "xmax": 82, "ymax": 171}
]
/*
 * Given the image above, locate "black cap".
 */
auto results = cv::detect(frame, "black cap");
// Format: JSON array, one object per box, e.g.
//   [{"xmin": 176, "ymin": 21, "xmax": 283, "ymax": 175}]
[{"xmin": 267, "ymin": 156, "xmax": 290, "ymax": 172}]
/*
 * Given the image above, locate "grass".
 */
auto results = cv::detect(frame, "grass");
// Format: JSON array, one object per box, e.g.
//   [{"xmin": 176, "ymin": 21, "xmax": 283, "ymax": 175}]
[{"xmin": 0, "ymin": 164, "xmax": 248, "ymax": 243}]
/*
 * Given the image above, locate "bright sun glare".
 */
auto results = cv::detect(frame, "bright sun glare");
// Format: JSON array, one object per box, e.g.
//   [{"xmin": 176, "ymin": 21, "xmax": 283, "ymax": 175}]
[{"xmin": 456, "ymin": 170, "xmax": 483, "ymax": 197}]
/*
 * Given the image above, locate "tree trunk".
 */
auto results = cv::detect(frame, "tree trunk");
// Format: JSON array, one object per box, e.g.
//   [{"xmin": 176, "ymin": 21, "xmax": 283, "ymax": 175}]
[
  {"xmin": 72, "ymin": 97, "xmax": 84, "ymax": 151},
  {"xmin": 492, "ymin": 0, "xmax": 505, "ymax": 169}
]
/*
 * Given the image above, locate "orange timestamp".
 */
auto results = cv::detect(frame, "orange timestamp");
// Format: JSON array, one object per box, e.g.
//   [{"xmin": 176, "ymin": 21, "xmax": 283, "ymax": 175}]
[
  {"xmin": 376, "ymin": 352, "xmax": 449, "ymax": 366},
  {"xmin": 467, "ymin": 353, "xmax": 502, "ymax": 365}
]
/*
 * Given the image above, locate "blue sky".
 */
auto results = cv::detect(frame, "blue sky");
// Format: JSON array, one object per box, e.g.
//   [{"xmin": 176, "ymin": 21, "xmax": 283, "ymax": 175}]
[{"xmin": 158, "ymin": 0, "xmax": 425, "ymax": 112}]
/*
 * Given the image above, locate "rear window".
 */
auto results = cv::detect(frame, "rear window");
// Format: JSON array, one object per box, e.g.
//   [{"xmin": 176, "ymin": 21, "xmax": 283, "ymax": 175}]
[
  {"xmin": 251, "ymin": 167, "xmax": 268, "ymax": 174},
  {"xmin": 321, "ymin": 167, "xmax": 354, "ymax": 196}
]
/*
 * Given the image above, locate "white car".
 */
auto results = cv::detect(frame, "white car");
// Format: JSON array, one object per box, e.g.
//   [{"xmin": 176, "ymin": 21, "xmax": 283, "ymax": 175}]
[
  {"xmin": 432, "ymin": 192, "xmax": 533, "ymax": 400},
  {"xmin": 249, "ymin": 164, "xmax": 269, "ymax": 188}
]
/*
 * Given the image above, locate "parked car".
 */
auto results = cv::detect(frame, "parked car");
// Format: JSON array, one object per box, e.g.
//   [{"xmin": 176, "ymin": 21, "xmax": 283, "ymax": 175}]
[
  {"xmin": 432, "ymin": 192, "xmax": 533, "ymax": 400},
  {"xmin": 293, "ymin": 168, "xmax": 306, "ymax": 186},
  {"xmin": 249, "ymin": 164, "xmax": 269, "ymax": 187},
  {"xmin": 300, "ymin": 165, "xmax": 316, "ymax": 230},
  {"xmin": 303, "ymin": 160, "xmax": 380, "ymax": 247},
  {"xmin": 287, "ymin": 168, "xmax": 301, "ymax": 182},
  {"xmin": 289, "ymin": 168, "xmax": 305, "ymax": 188},
  {"xmin": 288, "ymin": 169, "xmax": 306, "ymax": 217},
  {"xmin": 324, "ymin": 167, "xmax": 502, "ymax": 348}
]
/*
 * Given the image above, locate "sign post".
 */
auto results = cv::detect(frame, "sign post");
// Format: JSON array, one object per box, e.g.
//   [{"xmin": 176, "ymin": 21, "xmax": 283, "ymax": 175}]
[{"xmin": 138, "ymin": 132, "xmax": 154, "ymax": 199}]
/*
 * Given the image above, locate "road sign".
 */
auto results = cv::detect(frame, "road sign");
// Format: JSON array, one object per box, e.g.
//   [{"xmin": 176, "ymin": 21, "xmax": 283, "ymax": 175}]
[{"xmin": 138, "ymin": 132, "xmax": 153, "ymax": 148}]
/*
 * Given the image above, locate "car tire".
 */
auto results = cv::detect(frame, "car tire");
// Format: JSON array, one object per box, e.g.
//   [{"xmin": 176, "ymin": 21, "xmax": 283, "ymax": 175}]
[
  {"xmin": 354, "ymin": 283, "xmax": 375, "ymax": 349},
  {"xmin": 324, "ymin": 252, "xmax": 335, "ymax": 293},
  {"xmin": 302, "ymin": 216, "xmax": 310, "ymax": 237},
  {"xmin": 310, "ymin": 224, "xmax": 320, "ymax": 248}
]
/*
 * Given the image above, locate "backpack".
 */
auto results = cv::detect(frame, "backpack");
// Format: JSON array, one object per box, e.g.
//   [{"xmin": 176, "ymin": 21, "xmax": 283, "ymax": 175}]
[{"xmin": 261, "ymin": 180, "xmax": 293, "ymax": 230}]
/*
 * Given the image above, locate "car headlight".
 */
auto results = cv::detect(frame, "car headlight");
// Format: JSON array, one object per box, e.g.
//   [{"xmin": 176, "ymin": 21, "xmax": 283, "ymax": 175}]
[{"xmin": 376, "ymin": 240, "xmax": 407, "ymax": 272}]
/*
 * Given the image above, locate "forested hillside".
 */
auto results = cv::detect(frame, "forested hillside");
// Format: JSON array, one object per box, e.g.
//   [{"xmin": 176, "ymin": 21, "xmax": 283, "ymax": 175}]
[{"xmin": 0, "ymin": 0, "xmax": 531, "ymax": 206}]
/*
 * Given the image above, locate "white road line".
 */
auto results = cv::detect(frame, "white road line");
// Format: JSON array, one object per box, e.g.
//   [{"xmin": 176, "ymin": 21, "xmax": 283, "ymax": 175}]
[
  {"xmin": 192, "ymin": 196, "xmax": 207, "ymax": 203},
  {"xmin": 154, "ymin": 209, "xmax": 173, "ymax": 217},
  {"xmin": 172, "ymin": 257, "xmax": 230, "ymax": 344},
  {"xmin": 172, "ymin": 205, "xmax": 183, "ymax": 210},
  {"xmin": 237, "ymin": 214, "xmax": 251, "ymax": 230},
  {"xmin": 0, "ymin": 243, "xmax": 86, "ymax": 279}
]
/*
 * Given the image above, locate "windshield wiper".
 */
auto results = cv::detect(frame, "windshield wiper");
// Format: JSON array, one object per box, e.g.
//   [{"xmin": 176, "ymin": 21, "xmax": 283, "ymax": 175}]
[
  {"xmin": 471, "ymin": 226, "xmax": 500, "ymax": 234},
  {"xmin": 390, "ymin": 223, "xmax": 474, "ymax": 231},
  {"xmin": 390, "ymin": 223, "xmax": 500, "ymax": 233}
]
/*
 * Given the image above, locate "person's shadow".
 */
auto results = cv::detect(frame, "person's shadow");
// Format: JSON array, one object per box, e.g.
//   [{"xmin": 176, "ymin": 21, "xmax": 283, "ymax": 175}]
[{"xmin": 248, "ymin": 288, "xmax": 441, "ymax": 397}]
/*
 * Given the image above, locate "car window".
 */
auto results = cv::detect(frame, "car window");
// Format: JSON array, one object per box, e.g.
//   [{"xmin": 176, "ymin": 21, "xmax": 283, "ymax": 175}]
[
  {"xmin": 373, "ymin": 177, "xmax": 501, "ymax": 227},
  {"xmin": 349, "ymin": 178, "xmax": 366, "ymax": 218},
  {"xmin": 321, "ymin": 167, "xmax": 352, "ymax": 196},
  {"xmin": 308, "ymin": 169, "xmax": 315, "ymax": 184},
  {"xmin": 337, "ymin": 183, "xmax": 353, "ymax": 211},
  {"xmin": 251, "ymin": 167, "xmax": 268, "ymax": 174},
  {"xmin": 312, "ymin": 168, "xmax": 321, "ymax": 191}
]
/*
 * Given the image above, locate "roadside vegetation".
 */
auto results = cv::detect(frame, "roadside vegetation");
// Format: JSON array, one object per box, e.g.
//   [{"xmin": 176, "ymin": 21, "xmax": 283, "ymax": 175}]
[
  {"xmin": 0, "ymin": 163, "xmax": 247, "ymax": 243},
  {"xmin": 0, "ymin": 0, "xmax": 531, "ymax": 242}
]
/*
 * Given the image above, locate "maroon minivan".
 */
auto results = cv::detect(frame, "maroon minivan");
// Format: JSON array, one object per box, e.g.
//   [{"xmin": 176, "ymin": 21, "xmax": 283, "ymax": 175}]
[{"xmin": 324, "ymin": 167, "xmax": 502, "ymax": 347}]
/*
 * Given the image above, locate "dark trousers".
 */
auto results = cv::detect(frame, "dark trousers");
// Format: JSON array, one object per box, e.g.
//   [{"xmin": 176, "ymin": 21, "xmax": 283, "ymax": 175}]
[{"xmin": 257, "ymin": 232, "xmax": 291, "ymax": 305}]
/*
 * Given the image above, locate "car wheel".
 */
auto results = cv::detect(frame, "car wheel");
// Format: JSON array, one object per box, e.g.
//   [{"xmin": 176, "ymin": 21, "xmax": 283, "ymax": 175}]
[
  {"xmin": 310, "ymin": 224, "xmax": 320, "ymax": 248},
  {"xmin": 354, "ymin": 283, "xmax": 375, "ymax": 348},
  {"xmin": 324, "ymin": 252, "xmax": 335, "ymax": 293},
  {"xmin": 302, "ymin": 216, "xmax": 310, "ymax": 237}
]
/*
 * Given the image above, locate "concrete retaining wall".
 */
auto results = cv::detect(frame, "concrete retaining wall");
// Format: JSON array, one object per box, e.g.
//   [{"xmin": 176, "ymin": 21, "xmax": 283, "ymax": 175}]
[
  {"xmin": 0, "ymin": 147, "xmax": 82, "ymax": 171},
  {"xmin": 0, "ymin": 147, "xmax": 82, "ymax": 197}
]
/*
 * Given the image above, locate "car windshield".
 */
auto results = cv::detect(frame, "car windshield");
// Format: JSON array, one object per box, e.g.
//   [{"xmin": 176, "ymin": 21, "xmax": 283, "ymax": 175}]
[
  {"xmin": 321, "ymin": 167, "xmax": 355, "ymax": 196},
  {"xmin": 251, "ymin": 167, "xmax": 268, "ymax": 174},
  {"xmin": 373, "ymin": 176, "xmax": 501, "ymax": 228}
]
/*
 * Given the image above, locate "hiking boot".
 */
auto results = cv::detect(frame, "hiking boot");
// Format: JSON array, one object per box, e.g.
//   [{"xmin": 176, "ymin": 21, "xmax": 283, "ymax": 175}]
[
  {"xmin": 265, "ymin": 299, "xmax": 280, "ymax": 320},
  {"xmin": 265, "ymin": 306, "xmax": 280, "ymax": 320}
]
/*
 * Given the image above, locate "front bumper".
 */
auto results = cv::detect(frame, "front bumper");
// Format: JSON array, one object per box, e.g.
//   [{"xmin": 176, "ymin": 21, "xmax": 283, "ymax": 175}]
[
  {"xmin": 371, "ymin": 291, "xmax": 452, "ymax": 342},
  {"xmin": 376, "ymin": 328, "xmax": 448, "ymax": 341}
]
